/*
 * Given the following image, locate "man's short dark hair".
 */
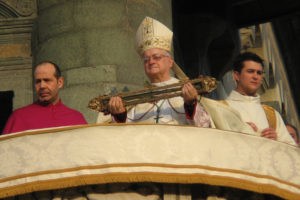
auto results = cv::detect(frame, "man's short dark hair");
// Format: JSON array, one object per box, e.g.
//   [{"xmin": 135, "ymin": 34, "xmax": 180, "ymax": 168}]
[
  {"xmin": 233, "ymin": 52, "xmax": 264, "ymax": 73},
  {"xmin": 35, "ymin": 61, "xmax": 62, "ymax": 79}
]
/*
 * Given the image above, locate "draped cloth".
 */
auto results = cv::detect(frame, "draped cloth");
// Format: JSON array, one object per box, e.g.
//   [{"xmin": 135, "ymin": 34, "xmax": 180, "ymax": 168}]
[
  {"xmin": 0, "ymin": 124, "xmax": 299, "ymax": 199},
  {"xmin": 200, "ymin": 97, "xmax": 257, "ymax": 134}
]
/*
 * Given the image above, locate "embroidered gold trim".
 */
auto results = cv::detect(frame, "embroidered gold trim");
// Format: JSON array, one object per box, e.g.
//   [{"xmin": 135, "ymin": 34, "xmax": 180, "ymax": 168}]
[
  {"xmin": 137, "ymin": 37, "xmax": 171, "ymax": 55},
  {"xmin": 262, "ymin": 104, "xmax": 276, "ymax": 129},
  {"xmin": 1, "ymin": 170, "xmax": 299, "ymax": 200}
]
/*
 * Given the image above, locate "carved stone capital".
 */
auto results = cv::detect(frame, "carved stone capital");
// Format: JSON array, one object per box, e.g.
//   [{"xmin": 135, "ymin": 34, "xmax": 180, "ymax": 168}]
[
  {"xmin": 0, "ymin": 0, "xmax": 36, "ymax": 17},
  {"xmin": 240, "ymin": 27, "xmax": 255, "ymax": 49}
]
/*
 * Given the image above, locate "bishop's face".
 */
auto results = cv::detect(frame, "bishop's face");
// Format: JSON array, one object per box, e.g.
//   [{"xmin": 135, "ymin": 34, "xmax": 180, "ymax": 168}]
[
  {"xmin": 143, "ymin": 48, "xmax": 173, "ymax": 83},
  {"xmin": 234, "ymin": 60, "xmax": 263, "ymax": 96}
]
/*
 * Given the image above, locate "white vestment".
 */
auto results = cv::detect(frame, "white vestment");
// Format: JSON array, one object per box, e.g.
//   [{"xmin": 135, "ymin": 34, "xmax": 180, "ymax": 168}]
[
  {"xmin": 226, "ymin": 90, "xmax": 296, "ymax": 145},
  {"xmin": 112, "ymin": 77, "xmax": 211, "ymax": 127}
]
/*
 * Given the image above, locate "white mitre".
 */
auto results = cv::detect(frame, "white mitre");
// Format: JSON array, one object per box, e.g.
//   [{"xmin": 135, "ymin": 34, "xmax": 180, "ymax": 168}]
[{"xmin": 135, "ymin": 16, "xmax": 173, "ymax": 56}]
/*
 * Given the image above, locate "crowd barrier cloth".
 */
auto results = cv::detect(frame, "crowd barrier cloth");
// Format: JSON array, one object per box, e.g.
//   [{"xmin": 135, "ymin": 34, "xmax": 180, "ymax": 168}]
[{"xmin": 0, "ymin": 123, "xmax": 299, "ymax": 199}]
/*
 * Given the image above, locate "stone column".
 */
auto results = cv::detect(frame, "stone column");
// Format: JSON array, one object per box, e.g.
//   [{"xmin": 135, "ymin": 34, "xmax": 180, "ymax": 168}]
[{"xmin": 32, "ymin": 0, "xmax": 172, "ymax": 123}]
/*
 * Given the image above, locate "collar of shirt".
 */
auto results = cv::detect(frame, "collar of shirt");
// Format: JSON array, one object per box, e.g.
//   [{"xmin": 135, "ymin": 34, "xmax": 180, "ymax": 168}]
[
  {"xmin": 151, "ymin": 77, "xmax": 179, "ymax": 87},
  {"xmin": 34, "ymin": 99, "xmax": 63, "ymax": 108},
  {"xmin": 227, "ymin": 90, "xmax": 261, "ymax": 104}
]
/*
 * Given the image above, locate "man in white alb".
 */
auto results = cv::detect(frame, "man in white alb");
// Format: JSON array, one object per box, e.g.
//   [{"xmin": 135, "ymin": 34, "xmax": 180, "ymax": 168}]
[
  {"xmin": 225, "ymin": 52, "xmax": 295, "ymax": 145},
  {"xmin": 107, "ymin": 16, "xmax": 211, "ymax": 127}
]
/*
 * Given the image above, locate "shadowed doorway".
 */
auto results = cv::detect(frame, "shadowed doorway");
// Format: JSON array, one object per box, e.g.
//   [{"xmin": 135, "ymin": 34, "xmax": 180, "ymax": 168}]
[{"xmin": 0, "ymin": 91, "xmax": 14, "ymax": 134}]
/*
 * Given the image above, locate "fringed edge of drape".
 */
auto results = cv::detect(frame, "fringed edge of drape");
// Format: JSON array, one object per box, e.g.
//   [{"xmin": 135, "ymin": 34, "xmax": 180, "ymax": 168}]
[{"xmin": 0, "ymin": 172, "xmax": 299, "ymax": 200}]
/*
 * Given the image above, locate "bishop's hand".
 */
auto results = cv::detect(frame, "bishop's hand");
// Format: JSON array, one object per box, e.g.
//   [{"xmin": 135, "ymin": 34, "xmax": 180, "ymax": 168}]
[
  {"xmin": 108, "ymin": 96, "xmax": 126, "ymax": 115},
  {"xmin": 182, "ymin": 82, "xmax": 198, "ymax": 105}
]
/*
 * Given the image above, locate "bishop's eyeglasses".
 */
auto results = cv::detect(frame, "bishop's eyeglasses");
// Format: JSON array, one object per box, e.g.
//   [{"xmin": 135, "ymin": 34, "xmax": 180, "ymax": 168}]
[{"xmin": 143, "ymin": 54, "xmax": 169, "ymax": 64}]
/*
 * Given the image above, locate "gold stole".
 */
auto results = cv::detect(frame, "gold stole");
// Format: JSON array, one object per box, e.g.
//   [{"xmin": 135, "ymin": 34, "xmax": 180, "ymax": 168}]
[{"xmin": 218, "ymin": 100, "xmax": 276, "ymax": 129}]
